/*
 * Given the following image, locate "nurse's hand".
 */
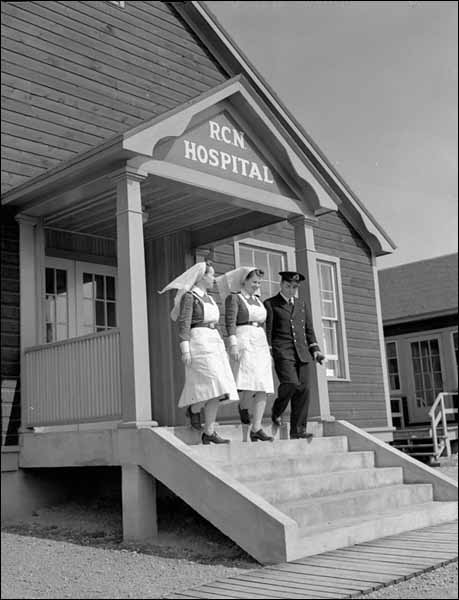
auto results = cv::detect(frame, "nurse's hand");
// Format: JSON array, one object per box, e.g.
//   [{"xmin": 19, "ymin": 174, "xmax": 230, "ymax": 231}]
[
  {"xmin": 229, "ymin": 345, "xmax": 240, "ymax": 361},
  {"xmin": 182, "ymin": 351, "xmax": 192, "ymax": 366}
]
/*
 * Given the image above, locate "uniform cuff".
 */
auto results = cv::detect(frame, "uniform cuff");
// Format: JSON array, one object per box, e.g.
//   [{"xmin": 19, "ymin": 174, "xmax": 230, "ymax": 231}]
[
  {"xmin": 309, "ymin": 343, "xmax": 320, "ymax": 350},
  {"xmin": 180, "ymin": 341, "xmax": 190, "ymax": 353},
  {"xmin": 228, "ymin": 335, "xmax": 237, "ymax": 346}
]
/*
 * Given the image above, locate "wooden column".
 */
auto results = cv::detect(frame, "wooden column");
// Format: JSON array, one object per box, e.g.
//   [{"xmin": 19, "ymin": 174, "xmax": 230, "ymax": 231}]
[
  {"xmin": 289, "ymin": 215, "xmax": 331, "ymax": 420},
  {"xmin": 16, "ymin": 215, "xmax": 45, "ymax": 430},
  {"xmin": 114, "ymin": 167, "xmax": 152, "ymax": 424}
]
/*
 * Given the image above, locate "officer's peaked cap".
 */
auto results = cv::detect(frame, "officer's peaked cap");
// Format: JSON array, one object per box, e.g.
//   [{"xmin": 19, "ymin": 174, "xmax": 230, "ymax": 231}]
[{"xmin": 279, "ymin": 271, "xmax": 305, "ymax": 282}]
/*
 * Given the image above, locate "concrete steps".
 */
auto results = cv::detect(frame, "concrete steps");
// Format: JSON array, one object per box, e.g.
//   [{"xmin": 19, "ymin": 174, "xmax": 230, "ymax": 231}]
[
  {"xmin": 141, "ymin": 422, "xmax": 458, "ymax": 564},
  {"xmin": 246, "ymin": 466, "xmax": 404, "ymax": 503},
  {"xmin": 278, "ymin": 483, "xmax": 433, "ymax": 527},
  {"xmin": 294, "ymin": 501, "xmax": 458, "ymax": 559}
]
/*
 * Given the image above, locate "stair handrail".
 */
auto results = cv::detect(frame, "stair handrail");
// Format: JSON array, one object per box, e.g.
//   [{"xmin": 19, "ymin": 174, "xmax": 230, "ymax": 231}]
[{"xmin": 428, "ymin": 392, "xmax": 457, "ymax": 459}]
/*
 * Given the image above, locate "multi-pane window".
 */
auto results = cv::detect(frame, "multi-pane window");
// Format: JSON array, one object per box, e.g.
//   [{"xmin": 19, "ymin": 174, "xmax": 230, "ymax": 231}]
[
  {"xmin": 317, "ymin": 260, "xmax": 345, "ymax": 379},
  {"xmin": 410, "ymin": 338, "xmax": 443, "ymax": 408},
  {"xmin": 386, "ymin": 341, "xmax": 401, "ymax": 391},
  {"xmin": 81, "ymin": 273, "xmax": 117, "ymax": 336},
  {"xmin": 453, "ymin": 331, "xmax": 458, "ymax": 373},
  {"xmin": 45, "ymin": 267, "xmax": 69, "ymax": 343},
  {"xmin": 238, "ymin": 243, "xmax": 287, "ymax": 299}
]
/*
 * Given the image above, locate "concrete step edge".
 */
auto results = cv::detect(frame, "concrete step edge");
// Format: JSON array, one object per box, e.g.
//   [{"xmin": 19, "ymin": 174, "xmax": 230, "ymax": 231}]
[
  {"xmin": 278, "ymin": 483, "xmax": 433, "ymax": 511},
  {"xmin": 298, "ymin": 501, "xmax": 458, "ymax": 537},
  {"xmin": 248, "ymin": 466, "xmax": 403, "ymax": 489},
  {"xmin": 221, "ymin": 449, "xmax": 374, "ymax": 468}
]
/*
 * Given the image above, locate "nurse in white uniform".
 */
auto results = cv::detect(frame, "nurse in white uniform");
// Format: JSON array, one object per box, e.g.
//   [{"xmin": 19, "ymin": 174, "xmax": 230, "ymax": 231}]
[
  {"xmin": 217, "ymin": 266, "xmax": 274, "ymax": 442},
  {"xmin": 160, "ymin": 260, "xmax": 238, "ymax": 444}
]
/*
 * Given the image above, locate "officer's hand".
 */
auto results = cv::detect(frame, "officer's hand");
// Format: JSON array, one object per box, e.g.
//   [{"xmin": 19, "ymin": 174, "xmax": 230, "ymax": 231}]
[
  {"xmin": 182, "ymin": 351, "xmax": 192, "ymax": 366},
  {"xmin": 229, "ymin": 345, "xmax": 240, "ymax": 361},
  {"xmin": 314, "ymin": 351, "xmax": 326, "ymax": 365}
]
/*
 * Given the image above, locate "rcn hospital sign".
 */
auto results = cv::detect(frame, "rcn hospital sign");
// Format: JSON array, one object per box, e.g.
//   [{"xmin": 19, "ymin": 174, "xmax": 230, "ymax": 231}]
[
  {"xmin": 184, "ymin": 121, "xmax": 274, "ymax": 185},
  {"xmin": 156, "ymin": 112, "xmax": 289, "ymax": 195}
]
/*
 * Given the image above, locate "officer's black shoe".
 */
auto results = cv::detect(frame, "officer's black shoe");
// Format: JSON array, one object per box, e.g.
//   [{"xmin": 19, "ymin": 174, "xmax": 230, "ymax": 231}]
[
  {"xmin": 186, "ymin": 406, "xmax": 202, "ymax": 431},
  {"xmin": 201, "ymin": 432, "xmax": 231, "ymax": 445},
  {"xmin": 250, "ymin": 428, "xmax": 274, "ymax": 442},
  {"xmin": 238, "ymin": 404, "xmax": 251, "ymax": 425},
  {"xmin": 290, "ymin": 431, "xmax": 313, "ymax": 440}
]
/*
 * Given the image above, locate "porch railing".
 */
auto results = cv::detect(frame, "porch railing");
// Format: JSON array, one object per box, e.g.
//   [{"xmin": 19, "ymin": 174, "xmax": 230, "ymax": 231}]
[
  {"xmin": 429, "ymin": 392, "xmax": 458, "ymax": 460},
  {"xmin": 24, "ymin": 329, "xmax": 122, "ymax": 427}
]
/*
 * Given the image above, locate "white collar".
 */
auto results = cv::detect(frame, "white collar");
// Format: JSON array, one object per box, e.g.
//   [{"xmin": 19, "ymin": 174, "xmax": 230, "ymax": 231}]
[
  {"xmin": 241, "ymin": 289, "xmax": 254, "ymax": 300},
  {"xmin": 280, "ymin": 292, "xmax": 294, "ymax": 304}
]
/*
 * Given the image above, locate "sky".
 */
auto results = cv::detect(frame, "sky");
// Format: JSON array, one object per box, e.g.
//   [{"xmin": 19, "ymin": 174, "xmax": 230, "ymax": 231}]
[{"xmin": 205, "ymin": 0, "xmax": 458, "ymax": 269}]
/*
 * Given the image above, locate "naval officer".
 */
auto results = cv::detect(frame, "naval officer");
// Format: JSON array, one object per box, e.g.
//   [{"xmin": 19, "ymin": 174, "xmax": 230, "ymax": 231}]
[{"xmin": 264, "ymin": 271, "xmax": 325, "ymax": 439}]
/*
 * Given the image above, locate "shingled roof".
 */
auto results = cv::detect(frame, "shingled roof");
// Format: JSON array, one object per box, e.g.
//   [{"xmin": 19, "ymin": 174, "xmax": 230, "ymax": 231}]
[{"xmin": 378, "ymin": 253, "xmax": 458, "ymax": 324}]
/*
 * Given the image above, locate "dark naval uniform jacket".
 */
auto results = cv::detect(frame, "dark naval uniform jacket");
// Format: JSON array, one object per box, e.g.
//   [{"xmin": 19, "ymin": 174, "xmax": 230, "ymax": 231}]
[{"xmin": 264, "ymin": 293, "xmax": 320, "ymax": 363}]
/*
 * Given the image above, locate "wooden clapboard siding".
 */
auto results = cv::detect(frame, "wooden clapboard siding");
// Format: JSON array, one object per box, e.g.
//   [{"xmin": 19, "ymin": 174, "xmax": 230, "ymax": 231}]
[
  {"xmin": 314, "ymin": 211, "xmax": 387, "ymax": 427},
  {"xmin": 1, "ymin": 208, "xmax": 21, "ymax": 446},
  {"xmin": 1, "ymin": 0, "xmax": 227, "ymax": 195},
  {"xmin": 145, "ymin": 231, "xmax": 194, "ymax": 427},
  {"xmin": 209, "ymin": 212, "xmax": 388, "ymax": 429}
]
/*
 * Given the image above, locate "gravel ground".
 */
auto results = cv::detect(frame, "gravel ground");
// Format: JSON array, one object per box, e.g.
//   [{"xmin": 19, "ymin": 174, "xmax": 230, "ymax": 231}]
[{"xmin": 2, "ymin": 459, "xmax": 457, "ymax": 599}]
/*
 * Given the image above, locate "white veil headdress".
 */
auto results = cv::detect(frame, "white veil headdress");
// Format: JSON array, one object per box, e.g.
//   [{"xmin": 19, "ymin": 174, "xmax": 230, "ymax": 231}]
[
  {"xmin": 216, "ymin": 266, "xmax": 259, "ymax": 301},
  {"xmin": 158, "ymin": 262, "xmax": 207, "ymax": 321}
]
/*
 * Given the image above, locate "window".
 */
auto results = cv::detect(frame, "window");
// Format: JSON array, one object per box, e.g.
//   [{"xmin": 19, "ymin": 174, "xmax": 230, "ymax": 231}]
[
  {"xmin": 452, "ymin": 331, "xmax": 458, "ymax": 373},
  {"xmin": 44, "ymin": 259, "xmax": 117, "ymax": 342},
  {"xmin": 235, "ymin": 239, "xmax": 294, "ymax": 299},
  {"xmin": 45, "ymin": 267, "xmax": 69, "ymax": 343},
  {"xmin": 317, "ymin": 258, "xmax": 347, "ymax": 379},
  {"xmin": 81, "ymin": 272, "xmax": 117, "ymax": 335},
  {"xmin": 386, "ymin": 341, "xmax": 401, "ymax": 391},
  {"xmin": 410, "ymin": 338, "xmax": 444, "ymax": 408},
  {"xmin": 108, "ymin": 1, "xmax": 125, "ymax": 6}
]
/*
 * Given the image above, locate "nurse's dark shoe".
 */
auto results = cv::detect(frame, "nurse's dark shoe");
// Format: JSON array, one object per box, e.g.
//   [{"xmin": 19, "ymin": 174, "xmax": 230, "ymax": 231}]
[
  {"xmin": 186, "ymin": 406, "xmax": 202, "ymax": 431},
  {"xmin": 201, "ymin": 432, "xmax": 231, "ymax": 445},
  {"xmin": 250, "ymin": 428, "xmax": 274, "ymax": 442}
]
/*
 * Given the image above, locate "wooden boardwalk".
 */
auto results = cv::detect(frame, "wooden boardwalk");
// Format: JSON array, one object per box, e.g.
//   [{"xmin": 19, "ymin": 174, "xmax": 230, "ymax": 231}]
[{"xmin": 165, "ymin": 521, "xmax": 458, "ymax": 599}]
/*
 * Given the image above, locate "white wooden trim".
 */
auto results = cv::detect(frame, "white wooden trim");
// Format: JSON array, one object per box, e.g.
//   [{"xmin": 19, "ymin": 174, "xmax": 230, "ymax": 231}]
[
  {"xmin": 234, "ymin": 237, "xmax": 296, "ymax": 270},
  {"xmin": 401, "ymin": 331, "xmax": 446, "ymax": 423},
  {"xmin": 385, "ymin": 339, "xmax": 402, "ymax": 393},
  {"xmin": 451, "ymin": 330, "xmax": 458, "ymax": 388},
  {"xmin": 75, "ymin": 262, "xmax": 118, "ymax": 337},
  {"xmin": 372, "ymin": 258, "xmax": 393, "ymax": 429},
  {"xmin": 44, "ymin": 257, "xmax": 77, "ymax": 341},
  {"xmin": 315, "ymin": 253, "xmax": 350, "ymax": 381}
]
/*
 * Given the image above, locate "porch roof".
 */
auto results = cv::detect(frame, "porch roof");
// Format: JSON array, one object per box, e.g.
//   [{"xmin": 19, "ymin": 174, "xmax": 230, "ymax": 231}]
[{"xmin": 2, "ymin": 1, "xmax": 396, "ymax": 256}]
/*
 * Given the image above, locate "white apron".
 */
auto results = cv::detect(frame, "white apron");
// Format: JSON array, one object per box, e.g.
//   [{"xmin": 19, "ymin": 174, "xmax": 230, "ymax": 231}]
[
  {"xmin": 231, "ymin": 294, "xmax": 274, "ymax": 393},
  {"xmin": 179, "ymin": 295, "xmax": 239, "ymax": 408}
]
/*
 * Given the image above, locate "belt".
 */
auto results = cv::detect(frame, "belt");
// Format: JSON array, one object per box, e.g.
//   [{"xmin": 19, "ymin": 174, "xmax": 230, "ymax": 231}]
[
  {"xmin": 191, "ymin": 322, "xmax": 217, "ymax": 329},
  {"xmin": 238, "ymin": 322, "xmax": 261, "ymax": 327}
]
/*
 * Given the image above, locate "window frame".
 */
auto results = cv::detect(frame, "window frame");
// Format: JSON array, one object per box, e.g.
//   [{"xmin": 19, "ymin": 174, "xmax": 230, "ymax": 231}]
[
  {"xmin": 75, "ymin": 262, "xmax": 118, "ymax": 337},
  {"xmin": 234, "ymin": 238, "xmax": 296, "ymax": 298},
  {"xmin": 315, "ymin": 253, "xmax": 350, "ymax": 381},
  {"xmin": 451, "ymin": 330, "xmax": 459, "ymax": 384},
  {"xmin": 385, "ymin": 339, "xmax": 401, "ymax": 392},
  {"xmin": 43, "ymin": 258, "xmax": 117, "ymax": 343}
]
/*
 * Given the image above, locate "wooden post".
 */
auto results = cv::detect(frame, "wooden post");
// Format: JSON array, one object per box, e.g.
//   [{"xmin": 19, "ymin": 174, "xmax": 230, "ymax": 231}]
[
  {"xmin": 289, "ymin": 215, "xmax": 331, "ymax": 420},
  {"xmin": 16, "ymin": 215, "xmax": 45, "ymax": 430},
  {"xmin": 114, "ymin": 166, "xmax": 152, "ymax": 424}
]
